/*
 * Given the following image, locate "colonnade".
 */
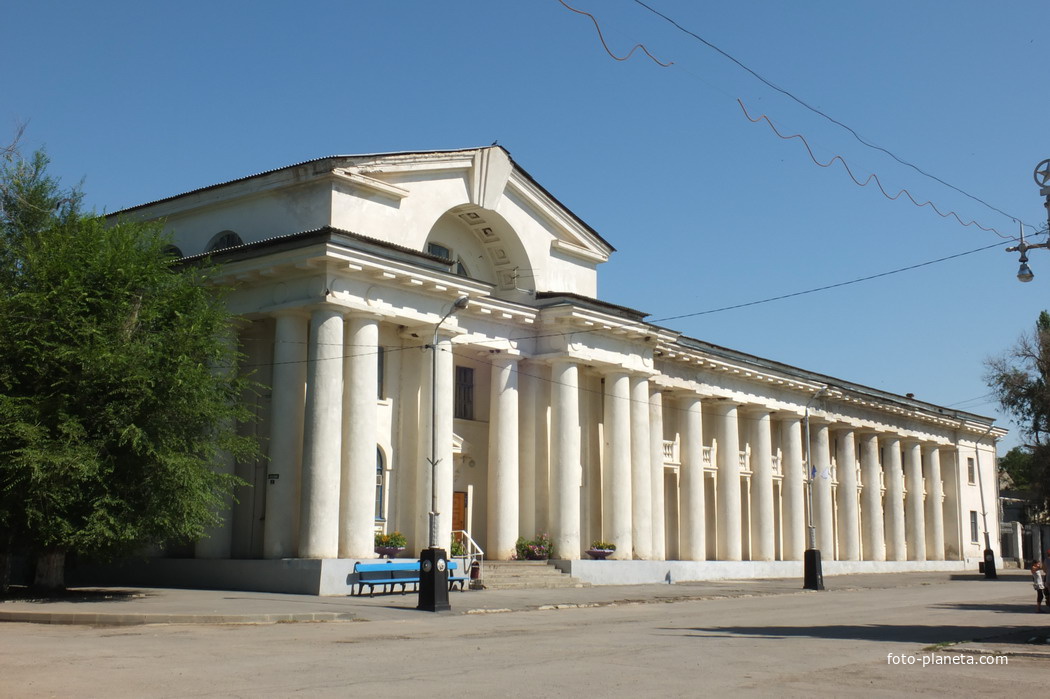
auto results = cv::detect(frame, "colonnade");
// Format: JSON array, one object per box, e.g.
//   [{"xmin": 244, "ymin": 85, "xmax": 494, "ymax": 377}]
[
  {"xmin": 515, "ymin": 360, "xmax": 955, "ymax": 563},
  {"xmin": 205, "ymin": 309, "xmax": 957, "ymax": 564}
]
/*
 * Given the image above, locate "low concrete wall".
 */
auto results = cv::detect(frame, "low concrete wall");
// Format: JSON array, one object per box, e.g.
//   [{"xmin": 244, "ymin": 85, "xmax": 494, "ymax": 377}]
[
  {"xmin": 71, "ymin": 558, "xmax": 365, "ymax": 596},
  {"xmin": 71, "ymin": 555, "xmax": 985, "ymax": 595},
  {"xmin": 552, "ymin": 559, "xmax": 971, "ymax": 586}
]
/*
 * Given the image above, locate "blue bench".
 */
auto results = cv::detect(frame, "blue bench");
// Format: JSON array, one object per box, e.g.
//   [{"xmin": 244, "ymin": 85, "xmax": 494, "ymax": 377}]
[{"xmin": 350, "ymin": 560, "xmax": 468, "ymax": 597}]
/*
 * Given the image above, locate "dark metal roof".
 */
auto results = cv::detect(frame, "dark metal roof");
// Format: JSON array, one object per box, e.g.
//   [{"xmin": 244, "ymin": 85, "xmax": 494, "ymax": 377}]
[
  {"xmin": 673, "ymin": 333, "xmax": 994, "ymax": 423},
  {"xmin": 533, "ymin": 291, "xmax": 648, "ymax": 321},
  {"xmin": 178, "ymin": 225, "xmax": 452, "ymax": 272}
]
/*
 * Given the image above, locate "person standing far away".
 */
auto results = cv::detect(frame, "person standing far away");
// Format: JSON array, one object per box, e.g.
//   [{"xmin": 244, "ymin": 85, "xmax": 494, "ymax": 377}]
[{"xmin": 1033, "ymin": 562, "xmax": 1047, "ymax": 613}]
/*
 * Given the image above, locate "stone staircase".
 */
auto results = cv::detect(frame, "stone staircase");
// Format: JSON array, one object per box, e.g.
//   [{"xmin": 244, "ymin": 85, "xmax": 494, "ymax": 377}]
[{"xmin": 478, "ymin": 560, "xmax": 589, "ymax": 590}]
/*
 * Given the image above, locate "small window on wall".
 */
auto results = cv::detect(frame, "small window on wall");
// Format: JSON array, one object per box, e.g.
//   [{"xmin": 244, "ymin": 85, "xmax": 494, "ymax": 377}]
[
  {"xmin": 375, "ymin": 449, "xmax": 386, "ymax": 521},
  {"xmin": 427, "ymin": 242, "xmax": 451, "ymax": 260},
  {"xmin": 427, "ymin": 242, "xmax": 470, "ymax": 278},
  {"xmin": 970, "ymin": 511, "xmax": 979, "ymax": 543},
  {"xmin": 377, "ymin": 346, "xmax": 385, "ymax": 399},
  {"xmin": 454, "ymin": 366, "xmax": 474, "ymax": 420},
  {"xmin": 967, "ymin": 457, "xmax": 976, "ymax": 484},
  {"xmin": 206, "ymin": 230, "xmax": 243, "ymax": 252}
]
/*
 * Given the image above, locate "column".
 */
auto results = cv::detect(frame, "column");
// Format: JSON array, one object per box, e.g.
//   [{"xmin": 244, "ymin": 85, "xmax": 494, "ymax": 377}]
[
  {"xmin": 904, "ymin": 440, "xmax": 927, "ymax": 561},
  {"xmin": 487, "ymin": 356, "xmax": 520, "ymax": 560},
  {"xmin": 859, "ymin": 433, "xmax": 886, "ymax": 561},
  {"xmin": 712, "ymin": 401, "xmax": 742, "ymax": 561},
  {"xmin": 680, "ymin": 395, "xmax": 706, "ymax": 560},
  {"xmin": 196, "ymin": 332, "xmax": 238, "ymax": 560},
  {"xmin": 430, "ymin": 332, "xmax": 457, "ymax": 551},
  {"xmin": 749, "ymin": 410, "xmax": 775, "ymax": 561},
  {"xmin": 299, "ymin": 307, "xmax": 344, "ymax": 559},
  {"xmin": 835, "ymin": 428, "xmax": 860, "ymax": 561},
  {"xmin": 603, "ymin": 371, "xmax": 632, "ymax": 558},
  {"xmin": 924, "ymin": 445, "xmax": 945, "ymax": 561},
  {"xmin": 518, "ymin": 360, "xmax": 537, "ymax": 539},
  {"xmin": 263, "ymin": 312, "xmax": 307, "ymax": 559},
  {"xmin": 649, "ymin": 389, "xmax": 667, "ymax": 560},
  {"xmin": 551, "ymin": 360, "xmax": 581, "ymax": 560},
  {"xmin": 630, "ymin": 374, "xmax": 653, "ymax": 560},
  {"xmin": 339, "ymin": 315, "xmax": 379, "ymax": 559},
  {"xmin": 396, "ymin": 342, "xmax": 424, "ymax": 551},
  {"xmin": 780, "ymin": 415, "xmax": 805, "ymax": 561},
  {"xmin": 883, "ymin": 436, "xmax": 906, "ymax": 561},
  {"xmin": 810, "ymin": 422, "xmax": 834, "ymax": 556}
]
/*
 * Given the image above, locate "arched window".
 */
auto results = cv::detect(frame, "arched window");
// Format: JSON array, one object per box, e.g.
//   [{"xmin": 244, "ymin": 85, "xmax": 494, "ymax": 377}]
[
  {"xmin": 206, "ymin": 230, "xmax": 243, "ymax": 252},
  {"xmin": 375, "ymin": 448, "xmax": 386, "ymax": 521}
]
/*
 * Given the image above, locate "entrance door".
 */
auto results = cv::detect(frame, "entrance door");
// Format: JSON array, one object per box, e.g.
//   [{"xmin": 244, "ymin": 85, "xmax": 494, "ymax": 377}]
[{"xmin": 453, "ymin": 491, "xmax": 468, "ymax": 532}]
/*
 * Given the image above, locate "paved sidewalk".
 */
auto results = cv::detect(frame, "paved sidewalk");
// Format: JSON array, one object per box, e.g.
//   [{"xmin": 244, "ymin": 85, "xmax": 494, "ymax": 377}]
[{"xmin": 3, "ymin": 568, "xmax": 1048, "ymax": 660}]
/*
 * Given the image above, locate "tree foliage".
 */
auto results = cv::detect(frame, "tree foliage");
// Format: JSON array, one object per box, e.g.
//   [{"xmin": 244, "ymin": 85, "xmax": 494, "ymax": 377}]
[
  {"xmin": 986, "ymin": 311, "xmax": 1050, "ymax": 520},
  {"xmin": 0, "ymin": 146, "xmax": 257, "ymax": 588}
]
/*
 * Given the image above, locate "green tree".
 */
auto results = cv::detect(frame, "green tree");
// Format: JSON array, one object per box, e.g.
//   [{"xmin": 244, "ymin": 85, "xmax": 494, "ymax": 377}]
[
  {"xmin": 986, "ymin": 311, "xmax": 1050, "ymax": 520},
  {"xmin": 0, "ymin": 146, "xmax": 257, "ymax": 590},
  {"xmin": 999, "ymin": 445, "xmax": 1034, "ymax": 492}
]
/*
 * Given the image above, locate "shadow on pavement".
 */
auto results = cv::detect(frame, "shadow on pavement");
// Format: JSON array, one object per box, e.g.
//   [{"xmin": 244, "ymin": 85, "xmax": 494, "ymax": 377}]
[
  {"xmin": 666, "ymin": 623, "xmax": 1046, "ymax": 645},
  {"xmin": 0, "ymin": 587, "xmax": 146, "ymax": 604}
]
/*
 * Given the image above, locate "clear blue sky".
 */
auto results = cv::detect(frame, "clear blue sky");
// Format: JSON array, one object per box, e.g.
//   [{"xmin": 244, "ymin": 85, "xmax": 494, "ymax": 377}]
[{"xmin": 5, "ymin": 1, "xmax": 1048, "ymax": 449}]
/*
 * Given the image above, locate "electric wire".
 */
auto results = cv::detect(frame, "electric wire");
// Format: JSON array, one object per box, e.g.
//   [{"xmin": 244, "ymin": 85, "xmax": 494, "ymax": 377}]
[
  {"xmin": 737, "ymin": 99, "xmax": 1013, "ymax": 238},
  {"xmin": 232, "ymin": 237, "xmax": 1006, "ymax": 370},
  {"xmin": 557, "ymin": 0, "xmax": 673, "ymax": 66},
  {"xmin": 627, "ymin": 0, "xmax": 1035, "ymax": 232}
]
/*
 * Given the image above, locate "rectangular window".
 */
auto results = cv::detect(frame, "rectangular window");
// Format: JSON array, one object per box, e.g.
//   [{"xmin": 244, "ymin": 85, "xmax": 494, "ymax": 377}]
[
  {"xmin": 427, "ymin": 242, "xmax": 451, "ymax": 260},
  {"xmin": 970, "ymin": 511, "xmax": 979, "ymax": 543},
  {"xmin": 967, "ymin": 457, "xmax": 976, "ymax": 484},
  {"xmin": 454, "ymin": 366, "xmax": 474, "ymax": 420},
  {"xmin": 377, "ymin": 346, "xmax": 385, "ymax": 399}
]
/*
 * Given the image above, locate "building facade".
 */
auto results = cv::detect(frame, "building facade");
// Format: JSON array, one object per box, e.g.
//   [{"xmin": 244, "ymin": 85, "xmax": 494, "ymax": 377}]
[{"xmin": 114, "ymin": 147, "xmax": 1004, "ymax": 592}]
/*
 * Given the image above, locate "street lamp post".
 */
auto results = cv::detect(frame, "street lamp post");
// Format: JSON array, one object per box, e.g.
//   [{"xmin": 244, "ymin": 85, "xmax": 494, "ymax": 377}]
[
  {"xmin": 418, "ymin": 295, "xmax": 469, "ymax": 613},
  {"xmin": 803, "ymin": 386, "xmax": 827, "ymax": 591},
  {"xmin": 1005, "ymin": 158, "xmax": 1050, "ymax": 281}
]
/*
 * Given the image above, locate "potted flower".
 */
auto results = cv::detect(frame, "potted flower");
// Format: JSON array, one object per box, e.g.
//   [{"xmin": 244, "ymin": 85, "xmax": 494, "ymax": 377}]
[
  {"xmin": 514, "ymin": 533, "xmax": 553, "ymax": 560},
  {"xmin": 374, "ymin": 531, "xmax": 407, "ymax": 558},
  {"xmin": 587, "ymin": 541, "xmax": 616, "ymax": 560}
]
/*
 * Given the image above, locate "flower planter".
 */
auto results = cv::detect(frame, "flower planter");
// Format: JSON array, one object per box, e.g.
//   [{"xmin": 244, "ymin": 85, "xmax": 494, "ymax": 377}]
[
  {"xmin": 586, "ymin": 549, "xmax": 614, "ymax": 560},
  {"xmin": 375, "ymin": 546, "xmax": 405, "ymax": 559}
]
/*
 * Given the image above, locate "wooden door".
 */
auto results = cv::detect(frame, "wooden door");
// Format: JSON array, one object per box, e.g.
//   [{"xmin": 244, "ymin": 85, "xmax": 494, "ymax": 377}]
[{"xmin": 453, "ymin": 491, "xmax": 467, "ymax": 532}]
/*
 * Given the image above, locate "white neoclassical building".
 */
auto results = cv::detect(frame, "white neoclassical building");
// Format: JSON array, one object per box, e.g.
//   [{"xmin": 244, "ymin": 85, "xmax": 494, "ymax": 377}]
[{"xmin": 110, "ymin": 147, "xmax": 1005, "ymax": 593}]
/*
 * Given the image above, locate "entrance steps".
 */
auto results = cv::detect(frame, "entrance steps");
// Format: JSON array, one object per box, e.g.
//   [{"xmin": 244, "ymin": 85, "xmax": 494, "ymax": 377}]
[{"xmin": 479, "ymin": 560, "xmax": 590, "ymax": 590}]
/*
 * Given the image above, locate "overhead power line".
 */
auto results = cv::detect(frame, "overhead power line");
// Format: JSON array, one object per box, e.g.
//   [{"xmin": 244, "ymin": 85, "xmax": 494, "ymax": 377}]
[{"xmin": 628, "ymin": 0, "xmax": 1036, "ymax": 231}]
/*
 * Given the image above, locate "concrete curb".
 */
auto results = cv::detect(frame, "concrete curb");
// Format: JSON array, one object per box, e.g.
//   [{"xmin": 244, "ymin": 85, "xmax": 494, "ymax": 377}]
[{"xmin": 0, "ymin": 611, "xmax": 357, "ymax": 626}]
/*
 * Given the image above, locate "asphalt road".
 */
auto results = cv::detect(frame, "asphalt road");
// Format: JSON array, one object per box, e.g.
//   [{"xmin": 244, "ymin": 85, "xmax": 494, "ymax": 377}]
[{"xmin": 4, "ymin": 575, "xmax": 1047, "ymax": 697}]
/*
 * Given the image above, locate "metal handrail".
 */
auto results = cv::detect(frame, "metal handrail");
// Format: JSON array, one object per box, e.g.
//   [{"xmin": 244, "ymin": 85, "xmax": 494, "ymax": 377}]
[{"xmin": 452, "ymin": 530, "xmax": 485, "ymax": 584}]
